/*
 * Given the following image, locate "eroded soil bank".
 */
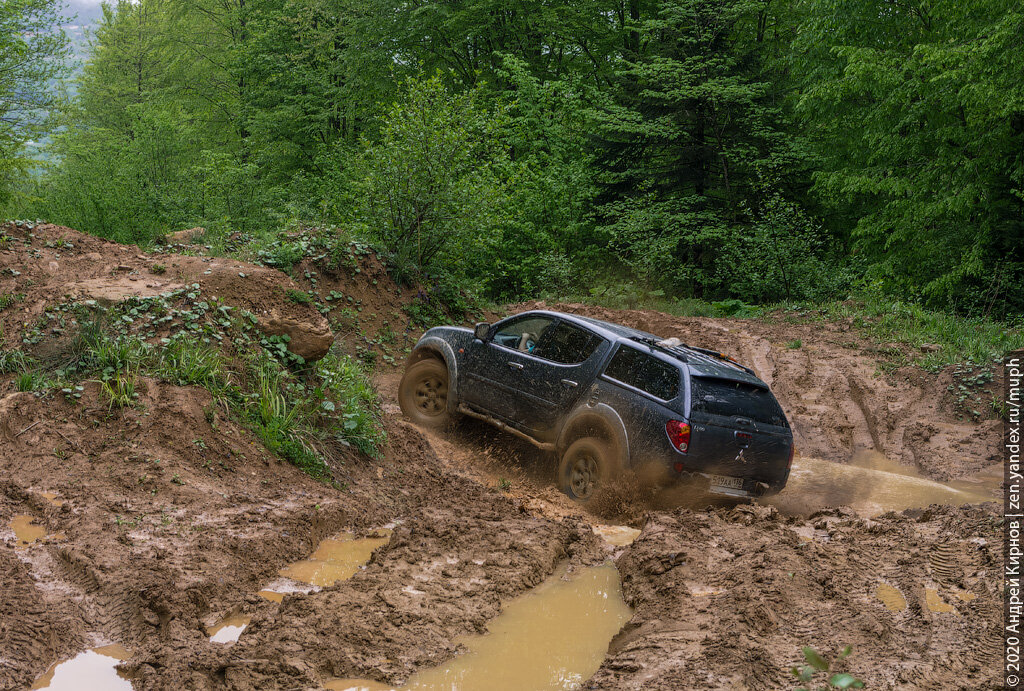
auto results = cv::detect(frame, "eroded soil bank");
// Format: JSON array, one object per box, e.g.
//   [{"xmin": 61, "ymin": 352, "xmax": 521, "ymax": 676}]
[{"xmin": 1, "ymin": 224, "xmax": 1005, "ymax": 690}]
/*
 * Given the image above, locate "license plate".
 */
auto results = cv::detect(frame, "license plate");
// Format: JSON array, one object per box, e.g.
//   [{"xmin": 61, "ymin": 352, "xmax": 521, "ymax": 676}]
[{"xmin": 709, "ymin": 474, "xmax": 743, "ymax": 490}]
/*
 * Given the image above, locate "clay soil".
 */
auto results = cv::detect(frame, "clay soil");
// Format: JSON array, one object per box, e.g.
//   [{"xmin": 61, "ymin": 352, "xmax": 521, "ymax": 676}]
[{"xmin": 0, "ymin": 224, "xmax": 1005, "ymax": 690}]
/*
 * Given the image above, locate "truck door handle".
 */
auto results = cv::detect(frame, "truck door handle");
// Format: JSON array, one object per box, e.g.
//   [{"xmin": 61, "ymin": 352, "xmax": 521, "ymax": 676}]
[
  {"xmin": 561, "ymin": 379, "xmax": 578, "ymax": 388},
  {"xmin": 735, "ymin": 417, "xmax": 752, "ymax": 427},
  {"xmin": 508, "ymin": 361, "xmax": 524, "ymax": 370}
]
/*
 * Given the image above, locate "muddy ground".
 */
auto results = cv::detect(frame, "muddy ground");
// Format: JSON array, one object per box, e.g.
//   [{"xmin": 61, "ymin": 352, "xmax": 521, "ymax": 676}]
[{"xmin": 0, "ymin": 223, "xmax": 1005, "ymax": 690}]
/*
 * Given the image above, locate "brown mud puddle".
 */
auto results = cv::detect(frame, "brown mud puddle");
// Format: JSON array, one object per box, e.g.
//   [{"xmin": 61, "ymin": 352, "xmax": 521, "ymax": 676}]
[
  {"xmin": 592, "ymin": 525, "xmax": 642, "ymax": 547},
  {"xmin": 326, "ymin": 563, "xmax": 631, "ymax": 691},
  {"xmin": 11, "ymin": 514, "xmax": 48, "ymax": 546},
  {"xmin": 30, "ymin": 644, "xmax": 132, "ymax": 690},
  {"xmin": 39, "ymin": 491, "xmax": 63, "ymax": 506},
  {"xmin": 216, "ymin": 531, "xmax": 392, "ymax": 640},
  {"xmin": 875, "ymin": 583, "xmax": 908, "ymax": 611},
  {"xmin": 769, "ymin": 452, "xmax": 999, "ymax": 517},
  {"xmin": 278, "ymin": 530, "xmax": 392, "ymax": 587},
  {"xmin": 207, "ymin": 614, "xmax": 252, "ymax": 643}
]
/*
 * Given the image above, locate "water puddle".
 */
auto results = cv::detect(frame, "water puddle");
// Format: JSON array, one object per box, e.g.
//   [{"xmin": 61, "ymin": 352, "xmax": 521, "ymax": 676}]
[
  {"xmin": 39, "ymin": 491, "xmax": 64, "ymax": 507},
  {"xmin": 925, "ymin": 587, "xmax": 954, "ymax": 613},
  {"xmin": 875, "ymin": 583, "xmax": 907, "ymax": 612},
  {"xmin": 31, "ymin": 644, "xmax": 132, "ymax": 690},
  {"xmin": 12, "ymin": 515, "xmax": 48, "ymax": 547},
  {"xmin": 769, "ymin": 452, "xmax": 999, "ymax": 517},
  {"xmin": 592, "ymin": 525, "xmax": 642, "ymax": 547},
  {"xmin": 325, "ymin": 563, "xmax": 632, "ymax": 691},
  {"xmin": 207, "ymin": 614, "xmax": 252, "ymax": 643},
  {"xmin": 277, "ymin": 530, "xmax": 392, "ymax": 587},
  {"xmin": 254, "ymin": 530, "xmax": 392, "ymax": 603}
]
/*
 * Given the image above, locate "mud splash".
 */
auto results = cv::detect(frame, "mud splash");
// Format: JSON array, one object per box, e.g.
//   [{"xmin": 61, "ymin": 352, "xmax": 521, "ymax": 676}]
[
  {"xmin": 207, "ymin": 615, "xmax": 252, "ymax": 643},
  {"xmin": 11, "ymin": 514, "xmax": 47, "ymax": 547},
  {"xmin": 326, "ymin": 563, "xmax": 631, "ymax": 691},
  {"xmin": 30, "ymin": 644, "xmax": 132, "ymax": 690},
  {"xmin": 278, "ymin": 530, "xmax": 392, "ymax": 587},
  {"xmin": 769, "ymin": 451, "xmax": 999, "ymax": 517}
]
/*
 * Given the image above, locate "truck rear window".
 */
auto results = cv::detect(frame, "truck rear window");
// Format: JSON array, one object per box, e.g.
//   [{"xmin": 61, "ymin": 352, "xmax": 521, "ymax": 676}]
[
  {"xmin": 690, "ymin": 377, "xmax": 788, "ymax": 427},
  {"xmin": 603, "ymin": 345, "xmax": 680, "ymax": 400}
]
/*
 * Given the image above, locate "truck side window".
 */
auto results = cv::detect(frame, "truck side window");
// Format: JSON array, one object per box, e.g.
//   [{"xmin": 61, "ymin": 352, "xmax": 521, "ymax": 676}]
[
  {"xmin": 603, "ymin": 345, "xmax": 679, "ymax": 400},
  {"xmin": 532, "ymin": 322, "xmax": 603, "ymax": 364},
  {"xmin": 491, "ymin": 316, "xmax": 554, "ymax": 353}
]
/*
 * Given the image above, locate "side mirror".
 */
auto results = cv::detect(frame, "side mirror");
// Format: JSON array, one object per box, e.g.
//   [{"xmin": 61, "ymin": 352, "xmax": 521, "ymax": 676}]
[{"xmin": 473, "ymin": 322, "xmax": 490, "ymax": 341}]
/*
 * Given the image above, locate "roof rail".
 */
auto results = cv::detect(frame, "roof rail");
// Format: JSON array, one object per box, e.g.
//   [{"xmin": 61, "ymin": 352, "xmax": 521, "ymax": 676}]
[{"xmin": 630, "ymin": 337, "xmax": 756, "ymax": 376}]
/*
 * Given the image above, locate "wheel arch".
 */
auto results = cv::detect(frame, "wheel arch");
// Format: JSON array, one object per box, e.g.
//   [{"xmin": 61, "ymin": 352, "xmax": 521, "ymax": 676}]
[
  {"xmin": 556, "ymin": 404, "xmax": 630, "ymax": 469},
  {"xmin": 407, "ymin": 337, "xmax": 459, "ymax": 413}
]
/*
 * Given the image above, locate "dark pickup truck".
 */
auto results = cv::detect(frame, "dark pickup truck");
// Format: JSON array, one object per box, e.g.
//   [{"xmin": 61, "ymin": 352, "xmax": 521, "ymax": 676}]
[{"xmin": 399, "ymin": 309, "xmax": 793, "ymax": 503}]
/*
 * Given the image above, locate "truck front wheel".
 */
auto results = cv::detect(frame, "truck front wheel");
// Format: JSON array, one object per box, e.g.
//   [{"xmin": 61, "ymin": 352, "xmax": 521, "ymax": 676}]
[{"xmin": 398, "ymin": 359, "xmax": 453, "ymax": 428}]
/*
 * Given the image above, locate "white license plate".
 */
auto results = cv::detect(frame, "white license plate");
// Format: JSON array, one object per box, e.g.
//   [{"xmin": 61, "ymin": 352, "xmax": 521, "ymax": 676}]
[{"xmin": 709, "ymin": 474, "xmax": 744, "ymax": 490}]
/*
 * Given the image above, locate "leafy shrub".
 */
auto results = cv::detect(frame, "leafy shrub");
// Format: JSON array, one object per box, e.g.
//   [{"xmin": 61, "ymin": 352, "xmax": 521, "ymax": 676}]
[{"xmin": 342, "ymin": 75, "xmax": 506, "ymax": 278}]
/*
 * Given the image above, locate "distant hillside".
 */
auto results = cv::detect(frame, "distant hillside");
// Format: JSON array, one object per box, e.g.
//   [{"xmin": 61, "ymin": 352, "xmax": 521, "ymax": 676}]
[{"xmin": 61, "ymin": 0, "xmax": 103, "ymax": 72}]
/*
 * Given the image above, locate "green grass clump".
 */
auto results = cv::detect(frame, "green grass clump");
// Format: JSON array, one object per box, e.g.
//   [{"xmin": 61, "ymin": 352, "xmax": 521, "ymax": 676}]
[
  {"xmin": 782, "ymin": 297, "xmax": 1023, "ymax": 370},
  {"xmin": 285, "ymin": 288, "xmax": 313, "ymax": 305},
  {"xmin": 0, "ymin": 292, "xmax": 26, "ymax": 310}
]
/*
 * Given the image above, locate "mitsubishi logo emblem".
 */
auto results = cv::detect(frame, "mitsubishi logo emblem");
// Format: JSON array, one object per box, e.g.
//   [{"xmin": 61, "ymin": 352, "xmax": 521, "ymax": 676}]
[{"xmin": 734, "ymin": 448, "xmax": 747, "ymax": 464}]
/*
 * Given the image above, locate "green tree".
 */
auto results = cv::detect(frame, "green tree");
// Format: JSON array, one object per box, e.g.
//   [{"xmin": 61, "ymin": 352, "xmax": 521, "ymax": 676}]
[
  {"xmin": 343, "ymin": 75, "xmax": 507, "ymax": 279},
  {"xmin": 793, "ymin": 0, "xmax": 1024, "ymax": 316},
  {"xmin": 592, "ymin": 0, "xmax": 804, "ymax": 298},
  {"xmin": 0, "ymin": 0, "xmax": 68, "ymax": 203}
]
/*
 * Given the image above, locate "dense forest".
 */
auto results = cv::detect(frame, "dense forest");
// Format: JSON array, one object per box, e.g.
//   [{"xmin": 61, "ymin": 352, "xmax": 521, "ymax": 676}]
[{"xmin": 2, "ymin": 0, "xmax": 1022, "ymax": 318}]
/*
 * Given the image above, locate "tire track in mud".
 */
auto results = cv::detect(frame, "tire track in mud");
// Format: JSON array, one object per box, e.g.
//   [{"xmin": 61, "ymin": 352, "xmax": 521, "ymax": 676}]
[
  {"xmin": 0, "ymin": 546, "xmax": 88, "ymax": 690},
  {"xmin": 589, "ymin": 504, "xmax": 1003, "ymax": 690}
]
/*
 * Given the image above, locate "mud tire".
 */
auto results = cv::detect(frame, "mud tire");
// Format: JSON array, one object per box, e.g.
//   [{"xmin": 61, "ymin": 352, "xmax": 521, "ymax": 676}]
[
  {"xmin": 557, "ymin": 437, "xmax": 615, "ymax": 504},
  {"xmin": 399, "ymin": 359, "xmax": 453, "ymax": 429}
]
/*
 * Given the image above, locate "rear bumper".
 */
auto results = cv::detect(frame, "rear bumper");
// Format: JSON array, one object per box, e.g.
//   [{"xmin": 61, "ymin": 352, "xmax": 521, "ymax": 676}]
[
  {"xmin": 628, "ymin": 436, "xmax": 791, "ymax": 496},
  {"xmin": 673, "ymin": 468, "xmax": 789, "ymax": 498}
]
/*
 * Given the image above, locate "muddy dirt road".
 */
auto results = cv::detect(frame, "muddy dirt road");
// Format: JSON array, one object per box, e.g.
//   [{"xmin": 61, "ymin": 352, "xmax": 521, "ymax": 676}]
[{"xmin": 0, "ymin": 223, "xmax": 1005, "ymax": 690}]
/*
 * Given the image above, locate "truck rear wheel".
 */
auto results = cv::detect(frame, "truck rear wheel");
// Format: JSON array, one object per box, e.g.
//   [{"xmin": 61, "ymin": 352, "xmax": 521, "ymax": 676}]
[
  {"xmin": 398, "ymin": 359, "xmax": 453, "ymax": 428},
  {"xmin": 558, "ymin": 437, "xmax": 614, "ymax": 503}
]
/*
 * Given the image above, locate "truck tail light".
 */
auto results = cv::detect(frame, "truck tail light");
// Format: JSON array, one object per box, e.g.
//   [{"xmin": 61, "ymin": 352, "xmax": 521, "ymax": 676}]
[{"xmin": 666, "ymin": 420, "xmax": 690, "ymax": 453}]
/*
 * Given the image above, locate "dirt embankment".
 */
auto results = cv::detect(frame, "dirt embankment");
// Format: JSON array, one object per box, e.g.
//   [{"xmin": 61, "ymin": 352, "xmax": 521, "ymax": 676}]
[
  {"xmin": 0, "ymin": 223, "xmax": 333, "ymax": 360},
  {"xmin": 514, "ymin": 301, "xmax": 1000, "ymax": 482}
]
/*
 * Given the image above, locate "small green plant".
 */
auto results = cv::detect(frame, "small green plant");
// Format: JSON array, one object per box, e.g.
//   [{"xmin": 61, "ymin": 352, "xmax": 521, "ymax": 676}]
[
  {"xmin": 170, "ymin": 473, "xmax": 184, "ymax": 485},
  {"xmin": 791, "ymin": 646, "xmax": 864, "ymax": 690},
  {"xmin": 16, "ymin": 370, "xmax": 42, "ymax": 392},
  {"xmin": 285, "ymin": 288, "xmax": 313, "ymax": 305},
  {"xmin": 157, "ymin": 337, "xmax": 229, "ymax": 397},
  {"xmin": 711, "ymin": 298, "xmax": 760, "ymax": 318},
  {"xmin": 0, "ymin": 292, "xmax": 26, "ymax": 310},
  {"xmin": 151, "ymin": 263, "xmax": 167, "ymax": 275},
  {"xmin": 0, "ymin": 348, "xmax": 33, "ymax": 373},
  {"xmin": 786, "ymin": 339, "xmax": 803, "ymax": 349},
  {"xmin": 99, "ymin": 368, "xmax": 138, "ymax": 409},
  {"xmin": 498, "ymin": 477, "xmax": 512, "ymax": 492}
]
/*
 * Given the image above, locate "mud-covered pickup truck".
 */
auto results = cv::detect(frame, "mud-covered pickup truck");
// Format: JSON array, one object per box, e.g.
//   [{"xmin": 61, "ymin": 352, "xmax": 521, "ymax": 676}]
[{"xmin": 399, "ymin": 309, "xmax": 793, "ymax": 503}]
